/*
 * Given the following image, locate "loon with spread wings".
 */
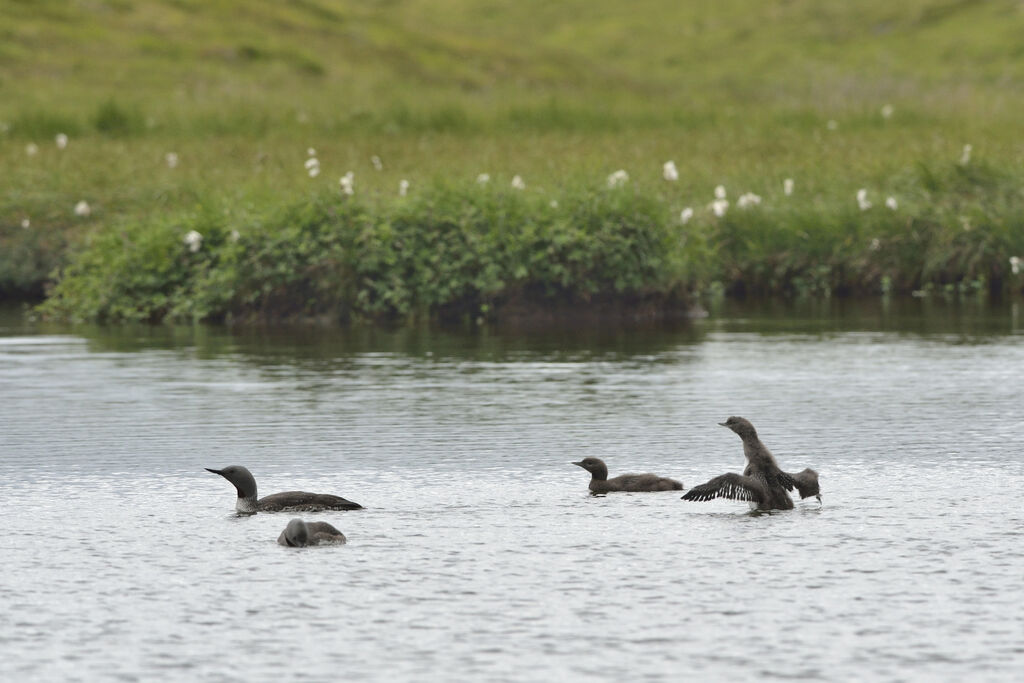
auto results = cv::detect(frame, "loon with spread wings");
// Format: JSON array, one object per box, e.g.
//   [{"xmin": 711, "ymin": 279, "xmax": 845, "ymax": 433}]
[{"xmin": 682, "ymin": 417, "xmax": 821, "ymax": 510}]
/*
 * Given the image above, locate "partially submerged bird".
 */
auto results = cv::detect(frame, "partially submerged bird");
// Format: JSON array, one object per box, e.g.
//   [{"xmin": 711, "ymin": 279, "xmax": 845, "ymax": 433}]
[
  {"xmin": 682, "ymin": 417, "xmax": 820, "ymax": 511},
  {"xmin": 205, "ymin": 465, "xmax": 363, "ymax": 513},
  {"xmin": 573, "ymin": 457, "xmax": 684, "ymax": 494},
  {"xmin": 277, "ymin": 518, "xmax": 347, "ymax": 547}
]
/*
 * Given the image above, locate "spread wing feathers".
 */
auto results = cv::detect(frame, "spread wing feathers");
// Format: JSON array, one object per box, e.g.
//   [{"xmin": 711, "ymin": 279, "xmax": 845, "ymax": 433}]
[
  {"xmin": 609, "ymin": 473, "xmax": 685, "ymax": 492},
  {"xmin": 682, "ymin": 473, "xmax": 765, "ymax": 503},
  {"xmin": 778, "ymin": 468, "xmax": 820, "ymax": 500}
]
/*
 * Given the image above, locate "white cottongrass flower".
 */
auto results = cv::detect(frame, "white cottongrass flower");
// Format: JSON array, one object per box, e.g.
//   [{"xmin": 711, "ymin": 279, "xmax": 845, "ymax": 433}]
[
  {"xmin": 21, "ymin": 218, "xmax": 30, "ymax": 229},
  {"xmin": 881, "ymin": 104, "xmax": 894, "ymax": 119},
  {"xmin": 737, "ymin": 192, "xmax": 762, "ymax": 209},
  {"xmin": 74, "ymin": 200, "xmax": 91, "ymax": 217},
  {"xmin": 663, "ymin": 161, "xmax": 679, "ymax": 182},
  {"xmin": 680, "ymin": 207, "xmax": 694, "ymax": 224},
  {"xmin": 1010, "ymin": 256, "xmax": 1021, "ymax": 275},
  {"xmin": 307, "ymin": 147, "xmax": 316, "ymax": 157},
  {"xmin": 714, "ymin": 185, "xmax": 727, "ymax": 199},
  {"xmin": 783, "ymin": 178, "xmax": 794, "ymax": 196},
  {"xmin": 511, "ymin": 175, "xmax": 526, "ymax": 190},
  {"xmin": 477, "ymin": 173, "xmax": 490, "ymax": 185},
  {"xmin": 230, "ymin": 230, "xmax": 241, "ymax": 243},
  {"xmin": 960, "ymin": 144, "xmax": 972, "ymax": 165},
  {"xmin": 183, "ymin": 230, "xmax": 203, "ymax": 253},
  {"xmin": 710, "ymin": 199, "xmax": 729, "ymax": 217},
  {"xmin": 339, "ymin": 171, "xmax": 354, "ymax": 195},
  {"xmin": 371, "ymin": 155, "xmax": 383, "ymax": 171},
  {"xmin": 399, "ymin": 179, "xmax": 409, "ymax": 196},
  {"xmin": 607, "ymin": 169, "xmax": 629, "ymax": 188},
  {"xmin": 165, "ymin": 152, "xmax": 179, "ymax": 169},
  {"xmin": 856, "ymin": 189, "xmax": 872, "ymax": 211},
  {"xmin": 304, "ymin": 157, "xmax": 320, "ymax": 178},
  {"xmin": 826, "ymin": 120, "xmax": 838, "ymax": 131},
  {"xmin": 55, "ymin": 133, "xmax": 68, "ymax": 150},
  {"xmin": 885, "ymin": 196, "xmax": 898, "ymax": 210},
  {"xmin": 550, "ymin": 200, "xmax": 559, "ymax": 209},
  {"xmin": 26, "ymin": 143, "xmax": 39, "ymax": 156},
  {"xmin": 870, "ymin": 238, "xmax": 881, "ymax": 251}
]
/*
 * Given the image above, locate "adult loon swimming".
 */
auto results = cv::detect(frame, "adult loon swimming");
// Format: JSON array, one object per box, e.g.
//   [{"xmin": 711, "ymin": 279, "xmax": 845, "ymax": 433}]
[
  {"xmin": 277, "ymin": 518, "xmax": 347, "ymax": 547},
  {"xmin": 682, "ymin": 417, "xmax": 820, "ymax": 510},
  {"xmin": 573, "ymin": 457, "xmax": 684, "ymax": 493},
  {"xmin": 205, "ymin": 465, "xmax": 362, "ymax": 513}
]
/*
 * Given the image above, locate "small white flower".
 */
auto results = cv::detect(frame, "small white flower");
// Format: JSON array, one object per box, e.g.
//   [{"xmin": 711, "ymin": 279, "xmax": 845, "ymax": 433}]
[
  {"xmin": 230, "ymin": 230, "xmax": 241, "ymax": 243},
  {"xmin": 371, "ymin": 155, "xmax": 383, "ymax": 171},
  {"xmin": 306, "ymin": 147, "xmax": 316, "ymax": 157},
  {"xmin": 881, "ymin": 104, "xmax": 894, "ymax": 119},
  {"xmin": 183, "ymin": 231, "xmax": 202, "ymax": 252},
  {"xmin": 1010, "ymin": 256, "xmax": 1021, "ymax": 275},
  {"xmin": 680, "ymin": 207, "xmax": 694, "ymax": 224},
  {"xmin": 607, "ymin": 169, "xmax": 629, "ymax": 188},
  {"xmin": 511, "ymin": 175, "xmax": 526, "ymax": 190},
  {"xmin": 21, "ymin": 218, "xmax": 30, "ymax": 229},
  {"xmin": 826, "ymin": 119, "xmax": 838, "ymax": 131},
  {"xmin": 74, "ymin": 200, "xmax": 91, "ymax": 217},
  {"xmin": 305, "ymin": 157, "xmax": 320, "ymax": 178},
  {"xmin": 399, "ymin": 179, "xmax": 409, "ymax": 196},
  {"xmin": 783, "ymin": 178, "xmax": 794, "ymax": 196},
  {"xmin": 183, "ymin": 230, "xmax": 203, "ymax": 252},
  {"xmin": 550, "ymin": 200, "xmax": 559, "ymax": 209},
  {"xmin": 714, "ymin": 185, "xmax": 727, "ymax": 199},
  {"xmin": 477, "ymin": 173, "xmax": 490, "ymax": 185},
  {"xmin": 55, "ymin": 133, "xmax": 68, "ymax": 150},
  {"xmin": 663, "ymin": 161, "xmax": 679, "ymax": 182},
  {"xmin": 710, "ymin": 199, "xmax": 729, "ymax": 217},
  {"xmin": 960, "ymin": 144, "xmax": 972, "ymax": 165},
  {"xmin": 856, "ymin": 189, "xmax": 872, "ymax": 211},
  {"xmin": 339, "ymin": 171, "xmax": 355, "ymax": 195},
  {"xmin": 26, "ymin": 143, "xmax": 38, "ymax": 156},
  {"xmin": 885, "ymin": 196, "xmax": 898, "ymax": 210},
  {"xmin": 737, "ymin": 192, "xmax": 762, "ymax": 209},
  {"xmin": 165, "ymin": 152, "xmax": 179, "ymax": 169},
  {"xmin": 870, "ymin": 238, "xmax": 881, "ymax": 251}
]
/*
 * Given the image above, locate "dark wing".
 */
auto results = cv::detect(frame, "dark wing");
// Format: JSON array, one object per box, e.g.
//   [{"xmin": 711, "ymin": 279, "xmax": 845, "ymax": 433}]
[
  {"xmin": 610, "ymin": 473, "xmax": 685, "ymax": 492},
  {"xmin": 681, "ymin": 473, "xmax": 766, "ymax": 503},
  {"xmin": 259, "ymin": 491, "xmax": 363, "ymax": 511},
  {"xmin": 778, "ymin": 468, "xmax": 820, "ymax": 500}
]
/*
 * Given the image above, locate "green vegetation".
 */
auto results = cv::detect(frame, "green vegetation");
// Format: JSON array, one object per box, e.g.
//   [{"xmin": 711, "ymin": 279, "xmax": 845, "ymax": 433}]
[{"xmin": 2, "ymin": 0, "xmax": 1023, "ymax": 320}]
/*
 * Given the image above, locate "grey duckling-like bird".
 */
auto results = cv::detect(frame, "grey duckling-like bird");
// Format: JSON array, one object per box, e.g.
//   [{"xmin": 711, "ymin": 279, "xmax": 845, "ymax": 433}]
[
  {"xmin": 205, "ymin": 465, "xmax": 362, "ymax": 513},
  {"xmin": 573, "ymin": 457, "xmax": 684, "ymax": 494},
  {"xmin": 277, "ymin": 518, "xmax": 347, "ymax": 547},
  {"xmin": 682, "ymin": 416, "xmax": 821, "ymax": 510}
]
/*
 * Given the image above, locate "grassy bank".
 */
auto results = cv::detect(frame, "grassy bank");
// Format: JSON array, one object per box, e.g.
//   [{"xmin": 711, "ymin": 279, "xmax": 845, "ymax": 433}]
[
  {"xmin": 38, "ymin": 163, "xmax": 1024, "ymax": 324},
  {"xmin": 2, "ymin": 0, "xmax": 1024, "ymax": 318}
]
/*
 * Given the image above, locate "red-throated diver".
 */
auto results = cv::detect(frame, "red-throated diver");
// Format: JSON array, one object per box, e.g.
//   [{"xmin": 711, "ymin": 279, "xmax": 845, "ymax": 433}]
[
  {"xmin": 573, "ymin": 457, "xmax": 684, "ymax": 493},
  {"xmin": 205, "ymin": 465, "xmax": 362, "ymax": 513},
  {"xmin": 277, "ymin": 519, "xmax": 347, "ymax": 547},
  {"xmin": 682, "ymin": 417, "xmax": 821, "ymax": 510}
]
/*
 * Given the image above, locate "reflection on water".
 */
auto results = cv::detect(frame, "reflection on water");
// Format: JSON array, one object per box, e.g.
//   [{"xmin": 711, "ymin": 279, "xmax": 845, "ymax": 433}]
[{"xmin": 1, "ymin": 298, "xmax": 1022, "ymax": 681}]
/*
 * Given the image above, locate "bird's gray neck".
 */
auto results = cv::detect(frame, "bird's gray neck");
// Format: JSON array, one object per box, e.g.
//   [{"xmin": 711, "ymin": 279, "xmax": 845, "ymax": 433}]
[{"xmin": 236, "ymin": 495, "xmax": 258, "ymax": 514}]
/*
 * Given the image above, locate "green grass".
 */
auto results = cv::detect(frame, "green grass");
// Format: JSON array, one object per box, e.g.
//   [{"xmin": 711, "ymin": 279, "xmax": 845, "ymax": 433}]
[{"xmin": 2, "ymin": 0, "xmax": 1024, "ymax": 317}]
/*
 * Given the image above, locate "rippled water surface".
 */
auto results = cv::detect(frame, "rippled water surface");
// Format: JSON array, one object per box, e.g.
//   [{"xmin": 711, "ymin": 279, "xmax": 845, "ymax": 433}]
[{"xmin": 2, "ymin": 300, "xmax": 1023, "ymax": 681}]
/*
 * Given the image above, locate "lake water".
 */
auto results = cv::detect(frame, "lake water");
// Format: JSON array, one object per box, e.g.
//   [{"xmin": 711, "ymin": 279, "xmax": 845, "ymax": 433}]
[{"xmin": 1, "ymin": 299, "xmax": 1023, "ymax": 682}]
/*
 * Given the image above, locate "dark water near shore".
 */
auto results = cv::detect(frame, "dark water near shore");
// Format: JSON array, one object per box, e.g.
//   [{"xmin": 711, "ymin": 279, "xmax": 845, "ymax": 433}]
[{"xmin": 1, "ymin": 299, "xmax": 1023, "ymax": 681}]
